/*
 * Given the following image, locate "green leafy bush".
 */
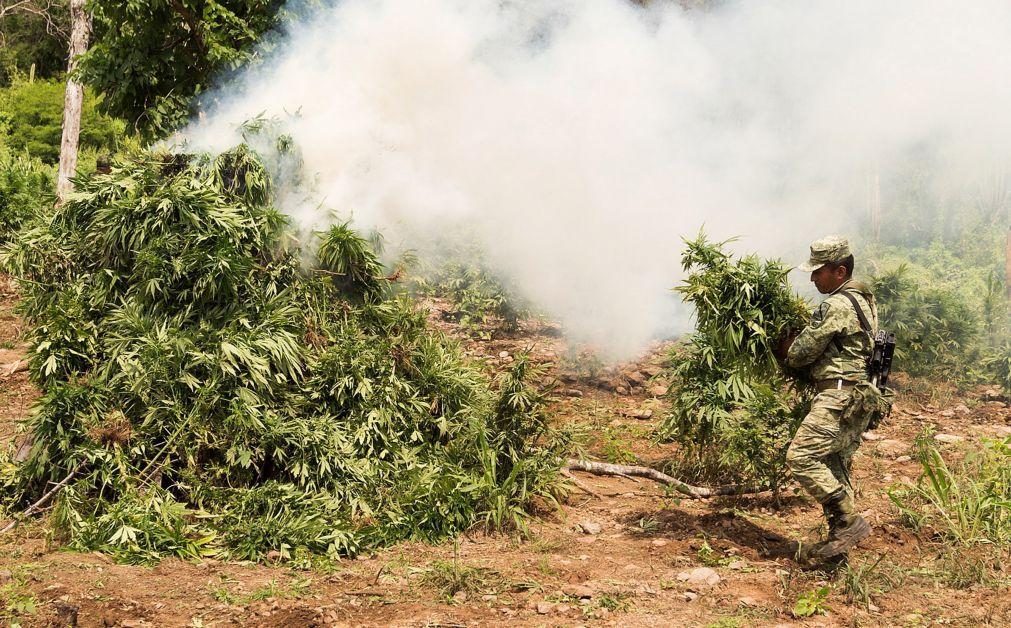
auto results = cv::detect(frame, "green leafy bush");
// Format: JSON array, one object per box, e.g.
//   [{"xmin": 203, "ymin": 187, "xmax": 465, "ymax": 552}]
[
  {"xmin": 0, "ymin": 78, "xmax": 127, "ymax": 164},
  {"xmin": 0, "ymin": 138, "xmax": 566, "ymax": 562},
  {"xmin": 0, "ymin": 147, "xmax": 52, "ymax": 245},
  {"xmin": 659, "ymin": 234, "xmax": 811, "ymax": 488}
]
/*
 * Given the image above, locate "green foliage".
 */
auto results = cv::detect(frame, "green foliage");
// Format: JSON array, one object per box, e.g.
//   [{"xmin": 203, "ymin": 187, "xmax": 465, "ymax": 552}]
[
  {"xmin": 659, "ymin": 233, "xmax": 811, "ymax": 488},
  {"xmin": 889, "ymin": 432, "xmax": 1011, "ymax": 546},
  {"xmin": 0, "ymin": 138, "xmax": 565, "ymax": 562},
  {"xmin": 0, "ymin": 5, "xmax": 69, "ymax": 85},
  {"xmin": 82, "ymin": 1, "xmax": 286, "ymax": 138},
  {"xmin": 416, "ymin": 256, "xmax": 528, "ymax": 338},
  {"xmin": 984, "ymin": 342, "xmax": 1011, "ymax": 399},
  {"xmin": 871, "ymin": 262, "xmax": 982, "ymax": 378},
  {"xmin": 792, "ymin": 586, "xmax": 830, "ymax": 618},
  {"xmin": 0, "ymin": 146, "xmax": 53, "ymax": 245},
  {"xmin": 0, "ymin": 78, "xmax": 127, "ymax": 164}
]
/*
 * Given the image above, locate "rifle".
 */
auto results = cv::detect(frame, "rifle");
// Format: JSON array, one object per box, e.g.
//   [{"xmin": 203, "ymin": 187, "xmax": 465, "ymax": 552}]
[{"xmin": 868, "ymin": 330, "xmax": 896, "ymax": 388}]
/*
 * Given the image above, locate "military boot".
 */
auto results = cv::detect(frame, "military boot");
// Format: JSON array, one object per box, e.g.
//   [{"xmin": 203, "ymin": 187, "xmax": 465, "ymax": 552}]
[{"xmin": 814, "ymin": 489, "xmax": 870, "ymax": 560}]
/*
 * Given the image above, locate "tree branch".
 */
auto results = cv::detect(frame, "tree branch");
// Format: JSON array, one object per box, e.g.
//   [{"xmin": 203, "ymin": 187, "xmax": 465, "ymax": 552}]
[
  {"xmin": 565, "ymin": 459, "xmax": 767, "ymax": 499},
  {"xmin": 0, "ymin": 462, "xmax": 85, "ymax": 534}
]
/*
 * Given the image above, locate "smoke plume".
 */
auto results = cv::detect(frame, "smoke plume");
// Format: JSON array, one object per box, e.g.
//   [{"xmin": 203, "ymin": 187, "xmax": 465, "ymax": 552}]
[{"xmin": 182, "ymin": 0, "xmax": 1011, "ymax": 357}]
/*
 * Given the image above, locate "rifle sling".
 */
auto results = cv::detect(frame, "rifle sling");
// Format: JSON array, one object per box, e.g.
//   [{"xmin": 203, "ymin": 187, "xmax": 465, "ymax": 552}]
[{"xmin": 832, "ymin": 289, "xmax": 872, "ymax": 352}]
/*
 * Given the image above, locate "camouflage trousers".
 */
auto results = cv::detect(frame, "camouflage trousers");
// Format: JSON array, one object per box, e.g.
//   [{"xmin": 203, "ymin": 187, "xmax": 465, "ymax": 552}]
[{"xmin": 786, "ymin": 389, "xmax": 871, "ymax": 504}]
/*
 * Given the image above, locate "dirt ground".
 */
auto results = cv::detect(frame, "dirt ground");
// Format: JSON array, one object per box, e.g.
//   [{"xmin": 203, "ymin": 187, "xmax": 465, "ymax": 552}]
[{"xmin": 2, "ymin": 291, "xmax": 1010, "ymax": 627}]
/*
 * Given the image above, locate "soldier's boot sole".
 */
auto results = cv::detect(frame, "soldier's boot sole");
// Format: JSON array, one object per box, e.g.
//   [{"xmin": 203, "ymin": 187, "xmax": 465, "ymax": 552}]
[{"xmin": 814, "ymin": 515, "xmax": 870, "ymax": 560}]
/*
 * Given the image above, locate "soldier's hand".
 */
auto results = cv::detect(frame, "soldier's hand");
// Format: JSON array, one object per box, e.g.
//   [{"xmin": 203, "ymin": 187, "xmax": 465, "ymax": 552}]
[{"xmin": 773, "ymin": 331, "xmax": 798, "ymax": 361}]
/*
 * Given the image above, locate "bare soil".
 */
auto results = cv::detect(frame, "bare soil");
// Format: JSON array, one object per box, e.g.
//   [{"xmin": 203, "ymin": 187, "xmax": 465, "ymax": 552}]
[{"xmin": 2, "ymin": 293, "xmax": 1010, "ymax": 627}]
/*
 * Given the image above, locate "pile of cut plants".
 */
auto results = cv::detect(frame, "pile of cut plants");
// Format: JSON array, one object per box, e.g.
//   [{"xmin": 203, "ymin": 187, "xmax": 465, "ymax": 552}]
[
  {"xmin": 0, "ymin": 134, "xmax": 568, "ymax": 563},
  {"xmin": 659, "ymin": 234, "xmax": 814, "ymax": 491}
]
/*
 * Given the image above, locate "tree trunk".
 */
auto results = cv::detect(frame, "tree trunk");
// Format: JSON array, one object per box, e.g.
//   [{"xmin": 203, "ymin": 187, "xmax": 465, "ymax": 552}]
[{"xmin": 56, "ymin": 0, "xmax": 92, "ymax": 203}]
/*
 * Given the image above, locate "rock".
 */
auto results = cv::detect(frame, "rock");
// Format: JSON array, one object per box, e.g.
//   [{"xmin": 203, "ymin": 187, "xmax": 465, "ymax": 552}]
[
  {"xmin": 564, "ymin": 388, "xmax": 584, "ymax": 398},
  {"xmin": 954, "ymin": 404, "xmax": 970, "ymax": 415},
  {"xmin": 579, "ymin": 521, "xmax": 603, "ymax": 535},
  {"xmin": 934, "ymin": 433, "xmax": 964, "ymax": 444},
  {"xmin": 616, "ymin": 386, "xmax": 629, "ymax": 395},
  {"xmin": 895, "ymin": 455, "xmax": 912, "ymax": 463},
  {"xmin": 682, "ymin": 592, "xmax": 698, "ymax": 602},
  {"xmin": 877, "ymin": 439, "xmax": 908, "ymax": 456},
  {"xmin": 651, "ymin": 539, "xmax": 668, "ymax": 547},
  {"xmin": 536, "ymin": 601, "xmax": 554, "ymax": 614},
  {"xmin": 643, "ymin": 365, "xmax": 663, "ymax": 377},
  {"xmin": 992, "ymin": 425, "xmax": 1011, "ymax": 437},
  {"xmin": 868, "ymin": 603, "xmax": 880, "ymax": 612},
  {"xmin": 676, "ymin": 567, "xmax": 721, "ymax": 587},
  {"xmin": 0, "ymin": 570, "xmax": 11, "ymax": 584},
  {"xmin": 562, "ymin": 584, "xmax": 594, "ymax": 599},
  {"xmin": 499, "ymin": 351, "xmax": 510, "ymax": 358},
  {"xmin": 452, "ymin": 591, "xmax": 468, "ymax": 603},
  {"xmin": 739, "ymin": 596, "xmax": 758, "ymax": 607},
  {"xmin": 650, "ymin": 385, "xmax": 668, "ymax": 397},
  {"xmin": 556, "ymin": 604, "xmax": 572, "ymax": 613},
  {"xmin": 481, "ymin": 594, "xmax": 497, "ymax": 602},
  {"xmin": 577, "ymin": 554, "xmax": 590, "ymax": 561},
  {"xmin": 939, "ymin": 409, "xmax": 955, "ymax": 418},
  {"xmin": 862, "ymin": 432, "xmax": 883, "ymax": 441},
  {"xmin": 728, "ymin": 560, "xmax": 747, "ymax": 570},
  {"xmin": 625, "ymin": 371, "xmax": 646, "ymax": 385}
]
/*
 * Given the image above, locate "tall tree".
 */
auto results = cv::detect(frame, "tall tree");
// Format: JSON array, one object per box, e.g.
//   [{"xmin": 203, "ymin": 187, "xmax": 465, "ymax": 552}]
[
  {"xmin": 55, "ymin": 0, "xmax": 89, "ymax": 201},
  {"xmin": 81, "ymin": 0, "xmax": 285, "ymax": 140}
]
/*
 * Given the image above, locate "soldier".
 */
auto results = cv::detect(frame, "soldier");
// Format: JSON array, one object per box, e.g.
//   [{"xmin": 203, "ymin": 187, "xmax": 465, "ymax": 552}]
[{"xmin": 779, "ymin": 235, "xmax": 877, "ymax": 563}]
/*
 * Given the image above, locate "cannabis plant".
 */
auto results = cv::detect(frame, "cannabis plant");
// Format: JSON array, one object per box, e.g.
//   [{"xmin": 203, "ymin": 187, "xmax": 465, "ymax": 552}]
[
  {"xmin": 659, "ymin": 233, "xmax": 811, "ymax": 489},
  {"xmin": 1, "ymin": 133, "xmax": 565, "ymax": 562}
]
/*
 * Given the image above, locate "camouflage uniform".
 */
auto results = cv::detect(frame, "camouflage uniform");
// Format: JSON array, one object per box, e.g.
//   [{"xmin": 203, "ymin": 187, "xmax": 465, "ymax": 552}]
[{"xmin": 785, "ymin": 238, "xmax": 877, "ymax": 504}]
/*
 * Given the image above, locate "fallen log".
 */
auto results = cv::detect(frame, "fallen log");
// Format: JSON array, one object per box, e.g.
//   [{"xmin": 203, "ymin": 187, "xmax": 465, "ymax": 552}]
[{"xmin": 565, "ymin": 459, "xmax": 767, "ymax": 499}]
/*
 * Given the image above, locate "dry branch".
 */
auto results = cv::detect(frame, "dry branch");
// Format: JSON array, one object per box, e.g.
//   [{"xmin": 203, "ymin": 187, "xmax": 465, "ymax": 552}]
[
  {"xmin": 0, "ymin": 462, "xmax": 85, "ymax": 534},
  {"xmin": 565, "ymin": 459, "xmax": 767, "ymax": 499}
]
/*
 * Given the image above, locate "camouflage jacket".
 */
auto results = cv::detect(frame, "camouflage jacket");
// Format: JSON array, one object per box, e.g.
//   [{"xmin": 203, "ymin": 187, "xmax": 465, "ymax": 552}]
[{"xmin": 786, "ymin": 279, "xmax": 877, "ymax": 382}]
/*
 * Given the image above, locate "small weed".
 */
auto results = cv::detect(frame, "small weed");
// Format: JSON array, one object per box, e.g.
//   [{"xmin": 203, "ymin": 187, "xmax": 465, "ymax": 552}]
[
  {"xmin": 634, "ymin": 516, "xmax": 660, "ymax": 534},
  {"xmin": 0, "ymin": 567, "xmax": 38, "ymax": 623},
  {"xmin": 422, "ymin": 546, "xmax": 503, "ymax": 601},
  {"xmin": 706, "ymin": 617, "xmax": 744, "ymax": 628},
  {"xmin": 601, "ymin": 427, "xmax": 637, "ymax": 465},
  {"xmin": 697, "ymin": 539, "xmax": 733, "ymax": 567},
  {"xmin": 840, "ymin": 554, "xmax": 892, "ymax": 607},
  {"xmin": 528, "ymin": 536, "xmax": 563, "ymax": 554},
  {"xmin": 792, "ymin": 586, "xmax": 830, "ymax": 618},
  {"xmin": 535, "ymin": 556, "xmax": 556, "ymax": 576},
  {"xmin": 595, "ymin": 592, "xmax": 633, "ymax": 612}
]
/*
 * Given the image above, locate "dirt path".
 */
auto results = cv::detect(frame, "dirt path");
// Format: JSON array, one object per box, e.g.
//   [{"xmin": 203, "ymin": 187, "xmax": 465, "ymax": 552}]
[{"xmin": 2, "ymin": 295, "xmax": 1010, "ymax": 627}]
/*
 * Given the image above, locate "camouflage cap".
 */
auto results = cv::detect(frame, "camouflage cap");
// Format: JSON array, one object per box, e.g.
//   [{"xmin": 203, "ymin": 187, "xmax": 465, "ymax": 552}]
[{"xmin": 798, "ymin": 235, "xmax": 851, "ymax": 272}]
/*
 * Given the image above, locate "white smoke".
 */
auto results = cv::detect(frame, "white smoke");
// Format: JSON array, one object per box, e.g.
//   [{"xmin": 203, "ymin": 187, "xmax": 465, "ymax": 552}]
[{"xmin": 182, "ymin": 0, "xmax": 1011, "ymax": 357}]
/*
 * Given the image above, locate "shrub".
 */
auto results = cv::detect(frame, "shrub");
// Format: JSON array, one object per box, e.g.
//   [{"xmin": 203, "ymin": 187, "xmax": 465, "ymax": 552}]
[
  {"xmin": 0, "ymin": 135, "xmax": 566, "ymax": 562},
  {"xmin": 0, "ymin": 78, "xmax": 127, "ymax": 164},
  {"xmin": 0, "ymin": 147, "xmax": 53, "ymax": 245}
]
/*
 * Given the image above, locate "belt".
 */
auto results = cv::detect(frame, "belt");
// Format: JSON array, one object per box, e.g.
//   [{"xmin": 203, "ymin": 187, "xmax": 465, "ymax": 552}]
[{"xmin": 815, "ymin": 379, "xmax": 857, "ymax": 392}]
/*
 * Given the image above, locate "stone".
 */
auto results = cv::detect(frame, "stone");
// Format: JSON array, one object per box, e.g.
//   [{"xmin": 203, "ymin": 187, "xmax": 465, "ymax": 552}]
[
  {"xmin": 895, "ymin": 455, "xmax": 912, "ymax": 463},
  {"xmin": 954, "ymin": 404, "xmax": 970, "ymax": 414},
  {"xmin": 728, "ymin": 560, "xmax": 747, "ymax": 570},
  {"xmin": 939, "ymin": 409, "xmax": 955, "ymax": 418},
  {"xmin": 536, "ymin": 601, "xmax": 554, "ymax": 615},
  {"xmin": 452, "ymin": 591, "xmax": 468, "ymax": 603},
  {"xmin": 933, "ymin": 433, "xmax": 963, "ymax": 444},
  {"xmin": 562, "ymin": 584, "xmax": 594, "ymax": 599},
  {"xmin": 556, "ymin": 604, "xmax": 572, "ymax": 613},
  {"xmin": 0, "ymin": 570, "xmax": 11, "ymax": 584},
  {"xmin": 877, "ymin": 440, "xmax": 908, "ymax": 456},
  {"xmin": 625, "ymin": 371, "xmax": 646, "ymax": 385},
  {"xmin": 499, "ymin": 351, "xmax": 510, "ymax": 358},
  {"xmin": 862, "ymin": 432, "xmax": 883, "ymax": 441},
  {"xmin": 650, "ymin": 385, "xmax": 668, "ymax": 397},
  {"xmin": 564, "ymin": 388, "xmax": 584, "ymax": 398},
  {"xmin": 682, "ymin": 592, "xmax": 698, "ymax": 602},
  {"xmin": 616, "ymin": 386, "xmax": 629, "ymax": 395},
  {"xmin": 578, "ymin": 521, "xmax": 603, "ymax": 535},
  {"xmin": 868, "ymin": 603, "xmax": 880, "ymax": 612},
  {"xmin": 739, "ymin": 596, "xmax": 758, "ymax": 607},
  {"xmin": 651, "ymin": 539, "xmax": 668, "ymax": 547},
  {"xmin": 676, "ymin": 567, "xmax": 721, "ymax": 587}
]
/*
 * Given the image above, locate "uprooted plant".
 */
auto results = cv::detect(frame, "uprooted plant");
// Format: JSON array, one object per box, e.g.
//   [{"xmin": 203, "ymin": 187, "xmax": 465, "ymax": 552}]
[
  {"xmin": 0, "ymin": 133, "xmax": 569, "ymax": 563},
  {"xmin": 657, "ymin": 233, "xmax": 813, "ymax": 491}
]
